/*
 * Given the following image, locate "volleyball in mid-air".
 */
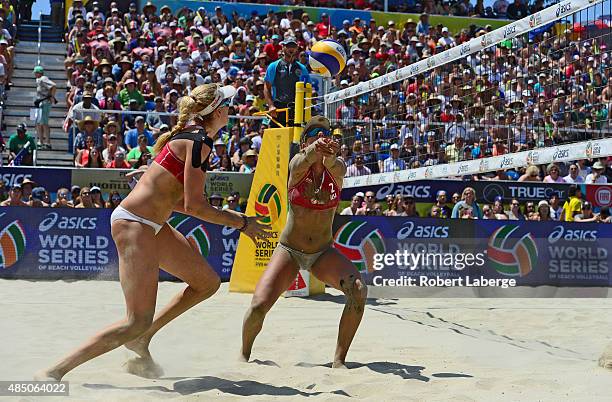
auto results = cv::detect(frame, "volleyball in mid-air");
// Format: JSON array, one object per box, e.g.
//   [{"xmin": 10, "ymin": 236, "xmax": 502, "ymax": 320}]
[{"xmin": 309, "ymin": 39, "xmax": 347, "ymax": 78}]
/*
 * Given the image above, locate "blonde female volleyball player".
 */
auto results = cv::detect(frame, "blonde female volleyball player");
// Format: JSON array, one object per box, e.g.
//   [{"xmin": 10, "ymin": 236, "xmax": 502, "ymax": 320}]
[
  {"xmin": 37, "ymin": 84, "xmax": 270, "ymax": 381},
  {"xmin": 241, "ymin": 116, "xmax": 367, "ymax": 368}
]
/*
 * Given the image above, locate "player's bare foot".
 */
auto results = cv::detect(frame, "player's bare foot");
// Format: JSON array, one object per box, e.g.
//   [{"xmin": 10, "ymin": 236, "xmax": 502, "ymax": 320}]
[
  {"xmin": 599, "ymin": 343, "xmax": 612, "ymax": 369},
  {"xmin": 332, "ymin": 361, "xmax": 348, "ymax": 369},
  {"xmin": 124, "ymin": 356, "xmax": 164, "ymax": 379},
  {"xmin": 239, "ymin": 348, "xmax": 250, "ymax": 363},
  {"xmin": 34, "ymin": 369, "xmax": 63, "ymax": 382},
  {"xmin": 125, "ymin": 337, "xmax": 152, "ymax": 359}
]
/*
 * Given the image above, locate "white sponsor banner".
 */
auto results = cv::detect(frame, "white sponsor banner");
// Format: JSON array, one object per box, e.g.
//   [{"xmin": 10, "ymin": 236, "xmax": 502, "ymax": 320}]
[
  {"xmin": 325, "ymin": 0, "xmax": 602, "ymax": 104},
  {"xmin": 344, "ymin": 138, "xmax": 612, "ymax": 188}
]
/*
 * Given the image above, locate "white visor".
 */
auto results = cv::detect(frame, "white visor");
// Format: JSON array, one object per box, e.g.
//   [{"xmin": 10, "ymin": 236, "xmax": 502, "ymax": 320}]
[{"xmin": 197, "ymin": 85, "xmax": 237, "ymax": 117}]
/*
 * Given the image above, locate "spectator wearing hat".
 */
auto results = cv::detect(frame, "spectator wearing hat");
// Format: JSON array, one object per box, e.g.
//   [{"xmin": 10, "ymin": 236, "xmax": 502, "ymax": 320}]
[
  {"xmin": 224, "ymin": 194, "xmax": 241, "ymax": 212},
  {"xmin": 574, "ymin": 201, "xmax": 599, "ymax": 222},
  {"xmin": 536, "ymin": 200, "xmax": 552, "ymax": 221},
  {"xmin": 208, "ymin": 193, "xmax": 224, "ymax": 210},
  {"xmin": 66, "ymin": 90, "xmax": 102, "ymax": 145},
  {"xmin": 102, "ymin": 129, "xmax": 126, "ymax": 165},
  {"xmin": 141, "ymin": 66, "xmax": 163, "ymax": 101},
  {"xmin": 0, "ymin": 184, "xmax": 27, "ymax": 206},
  {"xmin": 33, "ymin": 65, "xmax": 57, "ymax": 150},
  {"xmin": 7, "ymin": 122, "xmax": 36, "ymax": 166},
  {"xmin": 383, "ymin": 144, "xmax": 406, "ymax": 172},
  {"xmin": 240, "ymin": 149, "xmax": 258, "ymax": 173},
  {"xmin": 173, "ymin": 43, "xmax": 193, "ymax": 75},
  {"xmin": 89, "ymin": 186, "xmax": 105, "ymax": 208},
  {"xmin": 264, "ymin": 36, "xmax": 309, "ymax": 127},
  {"xmin": 209, "ymin": 138, "xmax": 227, "ymax": 171},
  {"xmin": 29, "ymin": 186, "xmax": 49, "ymax": 207},
  {"xmin": 107, "ymin": 150, "xmax": 130, "ymax": 169},
  {"xmin": 125, "ymin": 116, "xmax": 154, "ymax": 150},
  {"xmin": 585, "ymin": 161, "xmax": 608, "ymax": 184},
  {"xmin": 119, "ymin": 78, "xmax": 145, "ymax": 109},
  {"xmin": 18, "ymin": 177, "xmax": 36, "ymax": 202},
  {"xmin": 74, "ymin": 115, "xmax": 103, "ymax": 152}
]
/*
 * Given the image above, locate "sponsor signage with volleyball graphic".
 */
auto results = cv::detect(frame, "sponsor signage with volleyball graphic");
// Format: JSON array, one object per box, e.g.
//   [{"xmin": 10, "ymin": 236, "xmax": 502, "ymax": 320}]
[
  {"xmin": 255, "ymin": 184, "xmax": 283, "ymax": 225},
  {"xmin": 0, "ymin": 214, "xmax": 26, "ymax": 270},
  {"xmin": 230, "ymin": 127, "xmax": 296, "ymax": 293},
  {"xmin": 333, "ymin": 221, "xmax": 386, "ymax": 273},
  {"xmin": 0, "ymin": 209, "xmax": 237, "ymax": 281},
  {"xmin": 487, "ymin": 225, "xmax": 538, "ymax": 277},
  {"xmin": 331, "ymin": 216, "xmax": 612, "ymax": 287}
]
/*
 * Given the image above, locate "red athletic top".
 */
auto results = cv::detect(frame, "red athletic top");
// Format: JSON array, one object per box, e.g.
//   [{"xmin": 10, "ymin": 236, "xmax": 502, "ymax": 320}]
[
  {"xmin": 154, "ymin": 143, "xmax": 185, "ymax": 184},
  {"xmin": 288, "ymin": 166, "xmax": 340, "ymax": 210},
  {"xmin": 153, "ymin": 130, "xmax": 213, "ymax": 184}
]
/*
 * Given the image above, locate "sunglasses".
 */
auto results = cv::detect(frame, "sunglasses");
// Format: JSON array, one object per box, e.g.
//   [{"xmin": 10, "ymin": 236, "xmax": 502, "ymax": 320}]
[
  {"xmin": 304, "ymin": 127, "xmax": 331, "ymax": 139},
  {"xmin": 82, "ymin": 192, "xmax": 91, "ymax": 196},
  {"xmin": 220, "ymin": 99, "xmax": 231, "ymax": 107}
]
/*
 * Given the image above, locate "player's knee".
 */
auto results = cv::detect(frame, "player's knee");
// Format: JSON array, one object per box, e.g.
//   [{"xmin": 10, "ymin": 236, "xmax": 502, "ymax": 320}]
[
  {"xmin": 249, "ymin": 297, "xmax": 271, "ymax": 320},
  {"xmin": 193, "ymin": 273, "xmax": 221, "ymax": 298}
]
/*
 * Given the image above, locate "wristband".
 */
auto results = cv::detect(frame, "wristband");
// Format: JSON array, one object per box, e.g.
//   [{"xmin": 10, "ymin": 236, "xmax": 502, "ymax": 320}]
[{"xmin": 238, "ymin": 215, "xmax": 248, "ymax": 232}]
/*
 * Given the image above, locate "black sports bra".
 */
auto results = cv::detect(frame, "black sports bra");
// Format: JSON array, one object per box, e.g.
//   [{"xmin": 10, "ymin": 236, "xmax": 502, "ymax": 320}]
[{"xmin": 170, "ymin": 129, "xmax": 214, "ymax": 172}]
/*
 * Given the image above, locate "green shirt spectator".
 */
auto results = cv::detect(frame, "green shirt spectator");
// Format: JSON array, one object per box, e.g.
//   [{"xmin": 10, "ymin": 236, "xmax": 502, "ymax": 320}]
[
  {"xmin": 118, "ymin": 79, "xmax": 145, "ymax": 109},
  {"xmin": 126, "ymin": 145, "xmax": 154, "ymax": 166},
  {"xmin": 126, "ymin": 134, "xmax": 154, "ymax": 166},
  {"xmin": 7, "ymin": 123, "xmax": 37, "ymax": 165}
]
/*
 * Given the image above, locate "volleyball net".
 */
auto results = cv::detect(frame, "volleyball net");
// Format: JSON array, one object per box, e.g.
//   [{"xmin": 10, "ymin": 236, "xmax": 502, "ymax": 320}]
[{"xmin": 323, "ymin": 0, "xmax": 612, "ymax": 187}]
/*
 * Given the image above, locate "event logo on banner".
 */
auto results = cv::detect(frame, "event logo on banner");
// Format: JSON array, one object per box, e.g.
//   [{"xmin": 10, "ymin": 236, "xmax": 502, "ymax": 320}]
[
  {"xmin": 230, "ymin": 128, "xmax": 292, "ymax": 293},
  {"xmin": 487, "ymin": 225, "xmax": 538, "ymax": 277},
  {"xmin": 0, "ymin": 208, "xmax": 238, "ymax": 281},
  {"xmin": 255, "ymin": 184, "xmax": 283, "ymax": 224},
  {"xmin": 0, "ymin": 214, "xmax": 26, "ymax": 269},
  {"xmin": 333, "ymin": 221, "xmax": 386, "ymax": 273}
]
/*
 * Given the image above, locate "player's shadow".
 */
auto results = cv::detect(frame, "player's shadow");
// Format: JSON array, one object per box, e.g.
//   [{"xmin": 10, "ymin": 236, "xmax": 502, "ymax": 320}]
[
  {"xmin": 84, "ymin": 377, "xmax": 351, "ymax": 397},
  {"xmin": 172, "ymin": 376, "xmax": 350, "ymax": 397},
  {"xmin": 309, "ymin": 293, "xmax": 398, "ymax": 306},
  {"xmin": 296, "ymin": 361, "xmax": 471, "ymax": 382}
]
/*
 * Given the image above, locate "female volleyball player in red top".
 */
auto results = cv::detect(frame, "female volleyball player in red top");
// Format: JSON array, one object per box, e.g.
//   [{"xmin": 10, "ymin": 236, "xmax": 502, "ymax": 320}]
[
  {"xmin": 37, "ymin": 84, "xmax": 270, "ymax": 381},
  {"xmin": 241, "ymin": 116, "xmax": 367, "ymax": 368}
]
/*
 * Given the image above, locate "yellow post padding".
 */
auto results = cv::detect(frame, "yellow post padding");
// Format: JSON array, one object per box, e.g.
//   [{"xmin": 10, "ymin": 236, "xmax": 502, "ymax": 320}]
[
  {"xmin": 304, "ymin": 83, "xmax": 312, "ymax": 122},
  {"xmin": 293, "ymin": 81, "xmax": 305, "ymax": 144},
  {"xmin": 229, "ymin": 127, "xmax": 293, "ymax": 293}
]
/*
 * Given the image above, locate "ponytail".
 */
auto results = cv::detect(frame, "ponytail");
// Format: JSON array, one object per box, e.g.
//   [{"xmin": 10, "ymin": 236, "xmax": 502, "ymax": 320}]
[{"xmin": 152, "ymin": 83, "xmax": 218, "ymax": 154}]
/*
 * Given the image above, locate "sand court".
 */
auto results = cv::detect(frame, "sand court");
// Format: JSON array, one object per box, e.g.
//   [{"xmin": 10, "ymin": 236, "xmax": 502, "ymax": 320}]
[{"xmin": 2, "ymin": 280, "xmax": 612, "ymax": 401}]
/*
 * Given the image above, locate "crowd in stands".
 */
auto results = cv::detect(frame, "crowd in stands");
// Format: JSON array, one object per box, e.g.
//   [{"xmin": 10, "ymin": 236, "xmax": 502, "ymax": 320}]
[
  {"xmin": 0, "ymin": 0, "xmax": 17, "ymax": 164},
  {"xmin": 0, "ymin": 173, "xmax": 245, "ymax": 212},
  {"xmin": 340, "ymin": 184, "xmax": 612, "ymax": 223},
  {"xmin": 242, "ymin": 0, "xmax": 541, "ymax": 19}
]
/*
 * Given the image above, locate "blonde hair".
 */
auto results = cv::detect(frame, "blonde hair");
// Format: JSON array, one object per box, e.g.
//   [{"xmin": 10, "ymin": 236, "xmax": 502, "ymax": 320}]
[{"xmin": 153, "ymin": 83, "xmax": 219, "ymax": 154}]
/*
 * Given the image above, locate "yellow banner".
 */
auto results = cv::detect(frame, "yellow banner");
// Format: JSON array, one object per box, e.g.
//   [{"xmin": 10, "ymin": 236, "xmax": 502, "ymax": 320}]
[{"xmin": 229, "ymin": 127, "xmax": 293, "ymax": 293}]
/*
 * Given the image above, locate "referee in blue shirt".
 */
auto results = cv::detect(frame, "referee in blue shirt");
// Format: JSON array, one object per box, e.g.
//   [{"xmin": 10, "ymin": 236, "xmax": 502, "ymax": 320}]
[{"xmin": 264, "ymin": 37, "xmax": 310, "ymax": 127}]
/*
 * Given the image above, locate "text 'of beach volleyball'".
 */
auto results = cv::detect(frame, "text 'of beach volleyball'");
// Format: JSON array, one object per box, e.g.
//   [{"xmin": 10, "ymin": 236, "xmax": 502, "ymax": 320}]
[{"xmin": 308, "ymin": 39, "xmax": 347, "ymax": 78}]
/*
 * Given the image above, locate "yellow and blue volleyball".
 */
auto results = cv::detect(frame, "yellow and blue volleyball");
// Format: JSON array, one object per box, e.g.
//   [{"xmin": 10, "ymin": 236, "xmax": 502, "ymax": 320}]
[{"xmin": 309, "ymin": 39, "xmax": 347, "ymax": 78}]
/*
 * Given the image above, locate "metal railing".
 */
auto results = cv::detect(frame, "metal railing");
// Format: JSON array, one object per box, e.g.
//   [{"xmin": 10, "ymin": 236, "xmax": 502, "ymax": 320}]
[{"xmin": 36, "ymin": 12, "xmax": 42, "ymax": 67}]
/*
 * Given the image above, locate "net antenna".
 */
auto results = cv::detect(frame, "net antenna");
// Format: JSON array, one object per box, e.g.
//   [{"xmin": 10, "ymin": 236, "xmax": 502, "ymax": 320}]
[{"xmin": 323, "ymin": 0, "xmax": 612, "ymax": 188}]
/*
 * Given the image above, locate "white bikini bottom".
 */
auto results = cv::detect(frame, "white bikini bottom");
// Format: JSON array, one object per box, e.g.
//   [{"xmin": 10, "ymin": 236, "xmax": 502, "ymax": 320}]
[{"xmin": 110, "ymin": 205, "xmax": 164, "ymax": 235}]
